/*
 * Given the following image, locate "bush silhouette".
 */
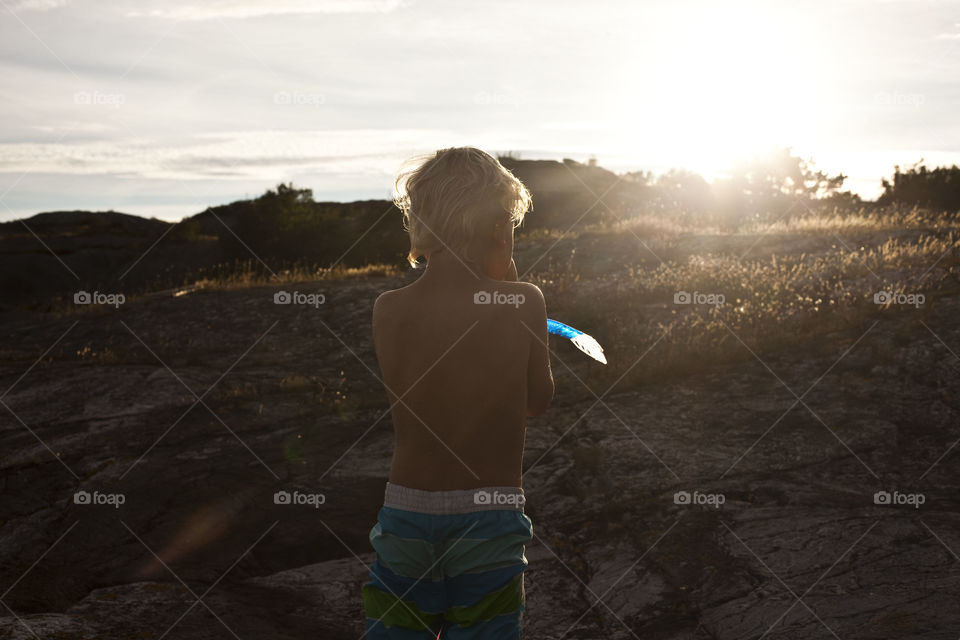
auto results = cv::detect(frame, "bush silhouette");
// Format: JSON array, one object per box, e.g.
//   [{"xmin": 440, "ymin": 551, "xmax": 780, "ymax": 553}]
[
  {"xmin": 215, "ymin": 183, "xmax": 407, "ymax": 269},
  {"xmin": 879, "ymin": 162, "xmax": 960, "ymax": 213}
]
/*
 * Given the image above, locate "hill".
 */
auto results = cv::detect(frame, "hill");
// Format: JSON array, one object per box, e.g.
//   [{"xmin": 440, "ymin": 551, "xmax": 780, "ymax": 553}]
[{"xmin": 0, "ymin": 158, "xmax": 637, "ymax": 308}]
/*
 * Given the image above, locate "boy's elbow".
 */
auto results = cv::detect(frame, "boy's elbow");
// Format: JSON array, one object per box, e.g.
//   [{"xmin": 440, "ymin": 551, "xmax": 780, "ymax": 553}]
[
  {"xmin": 526, "ymin": 403, "xmax": 546, "ymax": 418},
  {"xmin": 526, "ymin": 384, "xmax": 554, "ymax": 417}
]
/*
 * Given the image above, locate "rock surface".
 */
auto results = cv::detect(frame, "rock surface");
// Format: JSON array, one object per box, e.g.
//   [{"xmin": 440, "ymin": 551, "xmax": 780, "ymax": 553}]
[{"xmin": 1, "ymin": 275, "xmax": 958, "ymax": 639}]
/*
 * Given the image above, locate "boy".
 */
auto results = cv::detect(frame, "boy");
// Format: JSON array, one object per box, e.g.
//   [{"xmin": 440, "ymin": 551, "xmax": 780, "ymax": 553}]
[{"xmin": 362, "ymin": 147, "xmax": 554, "ymax": 638}]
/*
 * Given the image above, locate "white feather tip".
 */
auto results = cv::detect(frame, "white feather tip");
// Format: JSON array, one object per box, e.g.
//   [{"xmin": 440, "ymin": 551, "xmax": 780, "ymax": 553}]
[{"xmin": 571, "ymin": 333, "xmax": 607, "ymax": 364}]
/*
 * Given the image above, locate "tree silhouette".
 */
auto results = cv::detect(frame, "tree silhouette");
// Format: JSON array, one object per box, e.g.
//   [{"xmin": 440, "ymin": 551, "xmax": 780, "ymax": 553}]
[
  {"xmin": 879, "ymin": 162, "xmax": 960, "ymax": 212},
  {"xmin": 218, "ymin": 182, "xmax": 321, "ymax": 263}
]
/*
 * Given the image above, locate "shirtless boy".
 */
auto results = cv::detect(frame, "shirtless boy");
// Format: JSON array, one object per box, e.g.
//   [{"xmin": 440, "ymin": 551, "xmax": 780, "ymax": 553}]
[{"xmin": 362, "ymin": 147, "xmax": 554, "ymax": 638}]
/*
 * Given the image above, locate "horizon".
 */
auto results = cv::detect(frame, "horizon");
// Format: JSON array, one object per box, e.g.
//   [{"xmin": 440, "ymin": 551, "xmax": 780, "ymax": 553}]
[
  {"xmin": 0, "ymin": 149, "xmax": 945, "ymax": 225},
  {"xmin": 2, "ymin": 0, "xmax": 959, "ymax": 222}
]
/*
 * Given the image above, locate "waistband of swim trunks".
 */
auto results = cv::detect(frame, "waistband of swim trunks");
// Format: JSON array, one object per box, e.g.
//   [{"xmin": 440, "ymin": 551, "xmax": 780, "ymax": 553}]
[{"xmin": 383, "ymin": 482, "xmax": 526, "ymax": 514}]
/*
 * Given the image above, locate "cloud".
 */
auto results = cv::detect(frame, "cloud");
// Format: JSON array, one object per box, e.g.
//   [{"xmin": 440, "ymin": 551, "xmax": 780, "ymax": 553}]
[
  {"xmin": 124, "ymin": 0, "xmax": 406, "ymax": 20},
  {"xmin": 0, "ymin": 128, "xmax": 449, "ymax": 180}
]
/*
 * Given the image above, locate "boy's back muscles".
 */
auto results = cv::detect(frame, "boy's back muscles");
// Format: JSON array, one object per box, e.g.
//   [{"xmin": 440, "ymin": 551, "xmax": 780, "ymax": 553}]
[{"xmin": 371, "ymin": 280, "xmax": 553, "ymax": 490}]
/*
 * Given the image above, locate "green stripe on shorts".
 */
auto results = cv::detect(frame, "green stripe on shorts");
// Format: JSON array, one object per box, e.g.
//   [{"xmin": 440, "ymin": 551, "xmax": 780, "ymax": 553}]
[
  {"xmin": 362, "ymin": 584, "xmax": 442, "ymax": 630},
  {"xmin": 443, "ymin": 573, "xmax": 524, "ymax": 626}
]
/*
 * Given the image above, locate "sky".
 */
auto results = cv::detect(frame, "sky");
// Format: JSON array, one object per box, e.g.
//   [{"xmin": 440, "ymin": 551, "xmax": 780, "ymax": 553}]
[{"xmin": 1, "ymin": 0, "xmax": 958, "ymax": 222}]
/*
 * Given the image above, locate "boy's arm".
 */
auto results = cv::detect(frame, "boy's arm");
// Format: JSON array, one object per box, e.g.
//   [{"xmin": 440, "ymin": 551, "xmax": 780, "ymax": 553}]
[
  {"xmin": 523, "ymin": 284, "xmax": 554, "ymax": 417},
  {"xmin": 372, "ymin": 292, "xmax": 385, "ymax": 356}
]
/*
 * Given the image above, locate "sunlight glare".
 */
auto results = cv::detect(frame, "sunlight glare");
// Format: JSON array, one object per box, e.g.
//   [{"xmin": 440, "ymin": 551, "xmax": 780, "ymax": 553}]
[{"xmin": 619, "ymin": 2, "xmax": 833, "ymax": 178}]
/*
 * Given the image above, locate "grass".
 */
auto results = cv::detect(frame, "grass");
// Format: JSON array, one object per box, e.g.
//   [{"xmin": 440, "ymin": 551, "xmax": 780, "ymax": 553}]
[
  {"xmin": 183, "ymin": 260, "xmax": 400, "ymax": 292},
  {"xmin": 738, "ymin": 206, "xmax": 958, "ymax": 234},
  {"xmin": 43, "ymin": 261, "xmax": 400, "ymax": 314},
  {"xmin": 526, "ymin": 207, "xmax": 960, "ymax": 397}
]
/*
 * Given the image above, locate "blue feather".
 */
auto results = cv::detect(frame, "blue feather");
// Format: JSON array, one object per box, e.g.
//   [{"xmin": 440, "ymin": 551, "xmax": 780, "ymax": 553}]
[{"xmin": 547, "ymin": 319, "xmax": 607, "ymax": 364}]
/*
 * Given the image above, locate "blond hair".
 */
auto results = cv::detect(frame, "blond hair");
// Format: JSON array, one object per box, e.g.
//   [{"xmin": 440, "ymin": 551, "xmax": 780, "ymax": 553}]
[{"xmin": 393, "ymin": 147, "xmax": 532, "ymax": 268}]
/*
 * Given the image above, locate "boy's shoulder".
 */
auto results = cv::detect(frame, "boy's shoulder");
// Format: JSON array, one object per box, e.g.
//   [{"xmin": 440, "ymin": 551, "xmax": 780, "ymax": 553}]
[
  {"xmin": 372, "ymin": 281, "xmax": 424, "ymax": 324},
  {"xmin": 374, "ymin": 275, "xmax": 419, "ymax": 302},
  {"xmin": 373, "ymin": 279, "xmax": 545, "ymax": 317},
  {"xmin": 515, "ymin": 280, "xmax": 545, "ymax": 302},
  {"xmin": 478, "ymin": 280, "xmax": 546, "ymax": 319},
  {"xmin": 373, "ymin": 286, "xmax": 405, "ymax": 317},
  {"xmin": 477, "ymin": 278, "xmax": 542, "ymax": 294},
  {"xmin": 501, "ymin": 280, "xmax": 545, "ymax": 302}
]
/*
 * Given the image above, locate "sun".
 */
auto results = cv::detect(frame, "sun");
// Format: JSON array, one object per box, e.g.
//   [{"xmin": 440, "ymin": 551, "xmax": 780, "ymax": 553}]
[{"xmin": 616, "ymin": 1, "xmax": 833, "ymax": 179}]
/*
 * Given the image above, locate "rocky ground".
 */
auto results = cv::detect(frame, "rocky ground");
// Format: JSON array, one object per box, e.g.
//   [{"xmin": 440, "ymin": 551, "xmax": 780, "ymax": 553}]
[{"xmin": 1, "ymin": 272, "xmax": 958, "ymax": 639}]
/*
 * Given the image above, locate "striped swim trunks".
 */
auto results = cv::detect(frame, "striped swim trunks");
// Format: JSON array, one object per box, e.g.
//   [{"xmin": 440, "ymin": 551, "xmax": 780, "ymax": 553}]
[{"xmin": 362, "ymin": 482, "xmax": 533, "ymax": 639}]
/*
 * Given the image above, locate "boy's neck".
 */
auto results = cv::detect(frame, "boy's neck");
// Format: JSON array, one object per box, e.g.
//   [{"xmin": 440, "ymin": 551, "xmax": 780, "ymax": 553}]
[{"xmin": 422, "ymin": 248, "xmax": 487, "ymax": 283}]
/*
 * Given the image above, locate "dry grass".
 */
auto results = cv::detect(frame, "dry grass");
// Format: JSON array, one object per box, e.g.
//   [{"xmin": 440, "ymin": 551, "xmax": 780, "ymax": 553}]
[
  {"xmin": 75, "ymin": 345, "xmax": 123, "ymax": 365},
  {"xmin": 528, "ymin": 208, "xmax": 960, "ymax": 395},
  {"xmin": 739, "ymin": 207, "xmax": 958, "ymax": 235},
  {"xmin": 186, "ymin": 261, "xmax": 399, "ymax": 292}
]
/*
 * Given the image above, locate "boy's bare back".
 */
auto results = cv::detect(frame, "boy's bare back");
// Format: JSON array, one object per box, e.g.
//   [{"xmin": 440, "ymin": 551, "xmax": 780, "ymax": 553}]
[
  {"xmin": 364, "ymin": 148, "xmax": 548, "ymax": 636},
  {"xmin": 373, "ymin": 261, "xmax": 553, "ymax": 491}
]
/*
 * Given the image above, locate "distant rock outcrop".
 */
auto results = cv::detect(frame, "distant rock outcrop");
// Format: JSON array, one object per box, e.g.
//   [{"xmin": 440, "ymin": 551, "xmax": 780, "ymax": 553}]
[{"xmin": 0, "ymin": 210, "xmax": 213, "ymax": 308}]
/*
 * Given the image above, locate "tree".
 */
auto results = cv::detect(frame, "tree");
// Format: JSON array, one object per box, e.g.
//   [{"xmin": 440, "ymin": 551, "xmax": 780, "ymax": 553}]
[
  {"xmin": 219, "ymin": 182, "xmax": 322, "ymax": 263},
  {"xmin": 726, "ymin": 147, "xmax": 846, "ymax": 203},
  {"xmin": 878, "ymin": 162, "xmax": 960, "ymax": 212},
  {"xmin": 652, "ymin": 169, "xmax": 711, "ymax": 222},
  {"xmin": 713, "ymin": 147, "xmax": 846, "ymax": 222}
]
